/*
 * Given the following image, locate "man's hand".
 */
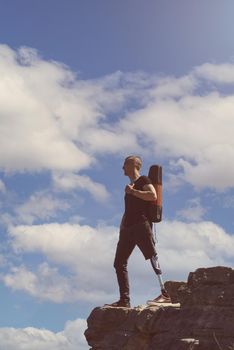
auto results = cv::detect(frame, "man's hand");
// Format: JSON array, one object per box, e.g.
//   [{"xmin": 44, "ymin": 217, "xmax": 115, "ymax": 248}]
[
  {"xmin": 125, "ymin": 183, "xmax": 157, "ymax": 201},
  {"xmin": 125, "ymin": 184, "xmax": 134, "ymax": 194}
]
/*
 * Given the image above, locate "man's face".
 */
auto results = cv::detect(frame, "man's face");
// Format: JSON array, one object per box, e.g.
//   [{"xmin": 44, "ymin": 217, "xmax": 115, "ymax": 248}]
[{"xmin": 122, "ymin": 158, "xmax": 134, "ymax": 176}]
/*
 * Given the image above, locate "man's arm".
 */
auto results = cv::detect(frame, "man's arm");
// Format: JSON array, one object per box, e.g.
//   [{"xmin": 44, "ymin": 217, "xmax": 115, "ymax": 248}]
[{"xmin": 125, "ymin": 184, "xmax": 157, "ymax": 201}]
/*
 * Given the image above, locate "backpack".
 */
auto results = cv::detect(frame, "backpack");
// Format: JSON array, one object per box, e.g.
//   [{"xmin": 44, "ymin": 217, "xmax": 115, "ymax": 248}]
[{"xmin": 148, "ymin": 165, "xmax": 162, "ymax": 223}]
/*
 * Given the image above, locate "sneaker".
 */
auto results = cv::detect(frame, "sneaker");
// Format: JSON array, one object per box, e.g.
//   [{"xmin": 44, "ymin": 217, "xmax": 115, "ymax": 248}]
[
  {"xmin": 147, "ymin": 292, "xmax": 171, "ymax": 306},
  {"xmin": 104, "ymin": 300, "xmax": 131, "ymax": 308}
]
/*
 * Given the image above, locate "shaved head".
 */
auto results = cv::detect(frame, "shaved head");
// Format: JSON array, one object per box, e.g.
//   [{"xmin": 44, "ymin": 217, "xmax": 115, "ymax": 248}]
[{"xmin": 125, "ymin": 155, "xmax": 142, "ymax": 170}]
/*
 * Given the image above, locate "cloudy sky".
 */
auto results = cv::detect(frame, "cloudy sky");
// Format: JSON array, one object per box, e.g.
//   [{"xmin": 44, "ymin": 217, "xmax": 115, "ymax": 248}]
[{"xmin": 1, "ymin": 0, "xmax": 234, "ymax": 348}]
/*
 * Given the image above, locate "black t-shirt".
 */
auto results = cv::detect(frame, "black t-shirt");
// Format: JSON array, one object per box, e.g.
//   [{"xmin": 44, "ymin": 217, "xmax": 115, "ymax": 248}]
[{"xmin": 124, "ymin": 175, "xmax": 152, "ymax": 227}]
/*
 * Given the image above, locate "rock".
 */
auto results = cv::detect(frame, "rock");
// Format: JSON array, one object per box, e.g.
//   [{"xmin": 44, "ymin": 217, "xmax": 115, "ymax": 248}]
[
  {"xmin": 84, "ymin": 266, "xmax": 234, "ymax": 350},
  {"xmin": 164, "ymin": 280, "xmax": 186, "ymax": 303},
  {"xmin": 187, "ymin": 266, "xmax": 233, "ymax": 287}
]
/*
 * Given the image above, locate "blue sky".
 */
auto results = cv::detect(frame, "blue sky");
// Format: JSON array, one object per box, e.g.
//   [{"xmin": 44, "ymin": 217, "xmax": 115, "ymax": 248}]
[{"xmin": 1, "ymin": 1, "xmax": 234, "ymax": 349}]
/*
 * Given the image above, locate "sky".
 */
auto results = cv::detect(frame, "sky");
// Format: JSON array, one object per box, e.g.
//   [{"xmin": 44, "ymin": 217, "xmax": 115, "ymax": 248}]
[{"xmin": 0, "ymin": 0, "xmax": 234, "ymax": 349}]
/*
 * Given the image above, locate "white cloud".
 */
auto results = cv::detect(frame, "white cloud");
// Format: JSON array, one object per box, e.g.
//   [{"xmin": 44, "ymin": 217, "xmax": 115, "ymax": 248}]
[
  {"xmin": 1, "ymin": 44, "xmax": 234, "ymax": 191},
  {"xmin": 0, "ymin": 45, "xmax": 92, "ymax": 173},
  {"xmin": 8, "ymin": 223, "xmax": 116, "ymax": 270},
  {"xmin": 15, "ymin": 191, "xmax": 70, "ymax": 224},
  {"xmin": 150, "ymin": 75, "xmax": 197, "ymax": 99},
  {"xmin": 53, "ymin": 172, "xmax": 110, "ymax": 202},
  {"xmin": 158, "ymin": 220, "xmax": 234, "ymax": 279},
  {"xmin": 1, "ymin": 45, "xmax": 234, "ymax": 286},
  {"xmin": 0, "ymin": 45, "xmax": 143, "ymax": 174},
  {"xmin": 6, "ymin": 222, "xmax": 117, "ymax": 302},
  {"xmin": 1, "ymin": 261, "xmax": 113, "ymax": 303},
  {"xmin": 2, "ymin": 263, "xmax": 75, "ymax": 303},
  {"xmin": 121, "ymin": 89, "xmax": 234, "ymax": 190},
  {"xmin": 0, "ymin": 318, "xmax": 87, "ymax": 350},
  {"xmin": 176, "ymin": 198, "xmax": 207, "ymax": 222},
  {"xmin": 4, "ymin": 220, "xmax": 234, "ymax": 304},
  {"xmin": 195, "ymin": 62, "xmax": 234, "ymax": 84}
]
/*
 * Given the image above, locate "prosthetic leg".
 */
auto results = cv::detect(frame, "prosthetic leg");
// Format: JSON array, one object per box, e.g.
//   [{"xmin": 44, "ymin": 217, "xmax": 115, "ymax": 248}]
[{"xmin": 148, "ymin": 253, "xmax": 171, "ymax": 304}]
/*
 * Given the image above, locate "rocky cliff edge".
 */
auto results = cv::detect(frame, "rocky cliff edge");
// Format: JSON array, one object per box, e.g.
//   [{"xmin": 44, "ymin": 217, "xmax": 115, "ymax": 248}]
[{"xmin": 85, "ymin": 266, "xmax": 234, "ymax": 350}]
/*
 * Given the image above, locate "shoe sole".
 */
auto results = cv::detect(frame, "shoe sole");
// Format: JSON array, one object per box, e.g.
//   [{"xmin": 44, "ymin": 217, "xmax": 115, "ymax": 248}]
[
  {"xmin": 103, "ymin": 305, "xmax": 131, "ymax": 308},
  {"xmin": 147, "ymin": 302, "xmax": 171, "ymax": 305},
  {"xmin": 146, "ymin": 302, "xmax": 180, "ymax": 307}
]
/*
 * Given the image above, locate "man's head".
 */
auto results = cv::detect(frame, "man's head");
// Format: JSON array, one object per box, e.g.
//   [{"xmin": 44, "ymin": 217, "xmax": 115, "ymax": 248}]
[{"xmin": 123, "ymin": 155, "xmax": 142, "ymax": 177}]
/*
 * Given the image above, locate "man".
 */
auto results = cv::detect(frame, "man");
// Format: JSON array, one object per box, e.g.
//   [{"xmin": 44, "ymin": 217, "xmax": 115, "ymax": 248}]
[{"xmin": 107, "ymin": 155, "xmax": 171, "ymax": 308}]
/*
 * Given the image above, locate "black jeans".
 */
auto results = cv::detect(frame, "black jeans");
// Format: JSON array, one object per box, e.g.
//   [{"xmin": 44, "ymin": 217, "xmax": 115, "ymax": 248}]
[{"xmin": 114, "ymin": 221, "xmax": 156, "ymax": 302}]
